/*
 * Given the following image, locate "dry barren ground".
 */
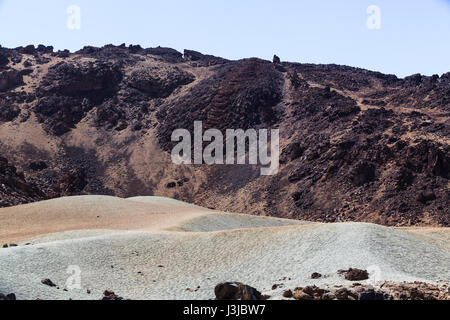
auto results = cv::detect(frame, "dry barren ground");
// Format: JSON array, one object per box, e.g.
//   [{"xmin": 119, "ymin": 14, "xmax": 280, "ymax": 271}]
[{"xmin": 0, "ymin": 196, "xmax": 449, "ymax": 300}]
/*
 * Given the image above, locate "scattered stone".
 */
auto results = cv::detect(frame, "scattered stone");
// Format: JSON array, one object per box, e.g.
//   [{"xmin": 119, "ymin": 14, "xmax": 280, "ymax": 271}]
[
  {"xmin": 293, "ymin": 290, "xmax": 313, "ymax": 300},
  {"xmin": 271, "ymin": 284, "xmax": 282, "ymax": 290},
  {"xmin": 311, "ymin": 272, "xmax": 322, "ymax": 279},
  {"xmin": 282, "ymin": 289, "xmax": 293, "ymax": 298},
  {"xmin": 41, "ymin": 278, "xmax": 57, "ymax": 287}
]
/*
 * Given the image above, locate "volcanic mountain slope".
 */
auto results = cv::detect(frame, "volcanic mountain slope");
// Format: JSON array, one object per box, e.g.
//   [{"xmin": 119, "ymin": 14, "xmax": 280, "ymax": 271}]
[{"xmin": 0, "ymin": 44, "xmax": 448, "ymax": 226}]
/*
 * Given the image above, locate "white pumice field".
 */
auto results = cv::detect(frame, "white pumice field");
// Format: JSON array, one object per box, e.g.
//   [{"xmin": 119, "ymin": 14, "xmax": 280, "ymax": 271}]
[{"xmin": 0, "ymin": 196, "xmax": 449, "ymax": 300}]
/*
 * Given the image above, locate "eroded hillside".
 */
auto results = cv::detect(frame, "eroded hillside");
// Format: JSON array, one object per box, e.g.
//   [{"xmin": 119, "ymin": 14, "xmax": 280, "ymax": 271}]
[{"xmin": 0, "ymin": 44, "xmax": 448, "ymax": 226}]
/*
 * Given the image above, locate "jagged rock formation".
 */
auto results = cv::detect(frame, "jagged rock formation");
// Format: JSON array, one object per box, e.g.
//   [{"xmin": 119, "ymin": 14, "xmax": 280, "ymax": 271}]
[
  {"xmin": 0, "ymin": 44, "xmax": 448, "ymax": 226},
  {"xmin": 0, "ymin": 156, "xmax": 45, "ymax": 206}
]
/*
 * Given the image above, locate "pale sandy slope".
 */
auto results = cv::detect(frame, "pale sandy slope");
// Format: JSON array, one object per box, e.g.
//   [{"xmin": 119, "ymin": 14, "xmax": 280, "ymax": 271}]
[{"xmin": 0, "ymin": 196, "xmax": 449, "ymax": 300}]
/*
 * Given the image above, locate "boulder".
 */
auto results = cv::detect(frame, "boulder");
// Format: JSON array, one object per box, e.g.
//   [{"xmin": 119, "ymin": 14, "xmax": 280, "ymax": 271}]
[
  {"xmin": 102, "ymin": 290, "xmax": 124, "ymax": 300},
  {"xmin": 339, "ymin": 268, "xmax": 369, "ymax": 281},
  {"xmin": 41, "ymin": 278, "xmax": 57, "ymax": 287},
  {"xmin": 358, "ymin": 291, "xmax": 385, "ymax": 300},
  {"xmin": 214, "ymin": 282, "xmax": 266, "ymax": 300},
  {"xmin": 0, "ymin": 293, "xmax": 16, "ymax": 300},
  {"xmin": 0, "ymin": 69, "xmax": 25, "ymax": 92}
]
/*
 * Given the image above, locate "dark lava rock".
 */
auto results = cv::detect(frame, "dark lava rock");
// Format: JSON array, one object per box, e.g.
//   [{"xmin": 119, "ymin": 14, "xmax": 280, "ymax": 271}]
[
  {"xmin": 358, "ymin": 291, "xmax": 385, "ymax": 300},
  {"xmin": 184, "ymin": 49, "xmax": 228, "ymax": 66},
  {"xmin": 0, "ymin": 100, "xmax": 20, "ymax": 122},
  {"xmin": 348, "ymin": 160, "xmax": 376, "ymax": 186},
  {"xmin": 0, "ymin": 52, "xmax": 9, "ymax": 68},
  {"xmin": 0, "ymin": 69, "xmax": 26, "ymax": 92},
  {"xmin": 339, "ymin": 268, "xmax": 370, "ymax": 281},
  {"xmin": 41, "ymin": 278, "xmax": 57, "ymax": 287},
  {"xmin": 417, "ymin": 190, "xmax": 436, "ymax": 204},
  {"xmin": 311, "ymin": 272, "xmax": 322, "ymax": 279},
  {"xmin": 145, "ymin": 47, "xmax": 183, "ymax": 63},
  {"xmin": 334, "ymin": 288, "xmax": 357, "ymax": 300},
  {"xmin": 0, "ymin": 156, "xmax": 46, "ymax": 207},
  {"xmin": 273, "ymin": 55, "xmax": 281, "ymax": 65},
  {"xmin": 282, "ymin": 289, "xmax": 293, "ymax": 298},
  {"xmin": 59, "ymin": 168, "xmax": 88, "ymax": 195},
  {"xmin": 21, "ymin": 45, "xmax": 36, "ymax": 55},
  {"xmin": 0, "ymin": 293, "xmax": 16, "ymax": 300},
  {"xmin": 35, "ymin": 61, "xmax": 122, "ymax": 135},
  {"xmin": 166, "ymin": 182, "xmax": 176, "ymax": 189},
  {"xmin": 128, "ymin": 65, "xmax": 194, "ymax": 98},
  {"xmin": 214, "ymin": 282, "xmax": 266, "ymax": 300},
  {"xmin": 29, "ymin": 161, "xmax": 48, "ymax": 171},
  {"xmin": 102, "ymin": 290, "xmax": 124, "ymax": 300}
]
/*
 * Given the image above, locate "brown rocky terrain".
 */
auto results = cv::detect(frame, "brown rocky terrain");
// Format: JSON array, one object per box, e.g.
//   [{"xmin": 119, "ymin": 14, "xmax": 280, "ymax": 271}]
[{"xmin": 0, "ymin": 44, "xmax": 448, "ymax": 226}]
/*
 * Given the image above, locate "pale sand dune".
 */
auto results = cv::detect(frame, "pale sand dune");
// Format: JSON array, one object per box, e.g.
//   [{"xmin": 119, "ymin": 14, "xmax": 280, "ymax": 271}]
[
  {"xmin": 0, "ymin": 196, "xmax": 449, "ymax": 300},
  {"xmin": 0, "ymin": 195, "xmax": 212, "ymax": 243}
]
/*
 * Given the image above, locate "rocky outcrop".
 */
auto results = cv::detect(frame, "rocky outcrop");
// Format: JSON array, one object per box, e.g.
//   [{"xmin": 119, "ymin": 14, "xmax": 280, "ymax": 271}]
[
  {"xmin": 0, "ymin": 52, "xmax": 9, "ymax": 69},
  {"xmin": 35, "ymin": 61, "xmax": 122, "ymax": 135},
  {"xmin": 0, "ymin": 69, "xmax": 31, "ymax": 92},
  {"xmin": 184, "ymin": 49, "xmax": 228, "ymax": 66},
  {"xmin": 157, "ymin": 58, "xmax": 283, "ymax": 151},
  {"xmin": 0, "ymin": 156, "xmax": 46, "ymax": 207},
  {"xmin": 128, "ymin": 65, "xmax": 194, "ymax": 98}
]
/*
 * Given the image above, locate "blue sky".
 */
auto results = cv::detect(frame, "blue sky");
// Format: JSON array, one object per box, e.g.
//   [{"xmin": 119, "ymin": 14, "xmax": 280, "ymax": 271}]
[{"xmin": 0, "ymin": 0, "xmax": 449, "ymax": 77}]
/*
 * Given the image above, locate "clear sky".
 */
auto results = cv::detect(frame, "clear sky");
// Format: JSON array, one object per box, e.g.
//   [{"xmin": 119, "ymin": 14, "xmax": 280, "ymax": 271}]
[{"xmin": 0, "ymin": 0, "xmax": 449, "ymax": 77}]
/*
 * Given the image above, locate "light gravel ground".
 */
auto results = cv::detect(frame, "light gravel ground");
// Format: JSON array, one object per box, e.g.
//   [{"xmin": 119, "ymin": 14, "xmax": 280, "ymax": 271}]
[{"xmin": 0, "ymin": 196, "xmax": 449, "ymax": 300}]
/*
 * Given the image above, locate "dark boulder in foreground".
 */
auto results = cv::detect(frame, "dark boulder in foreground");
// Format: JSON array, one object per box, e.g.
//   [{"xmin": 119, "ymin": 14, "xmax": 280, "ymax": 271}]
[
  {"xmin": 102, "ymin": 290, "xmax": 125, "ymax": 300},
  {"xmin": 41, "ymin": 278, "xmax": 57, "ymax": 287},
  {"xmin": 215, "ymin": 282, "xmax": 267, "ymax": 300},
  {"xmin": 0, "ymin": 293, "xmax": 16, "ymax": 300}
]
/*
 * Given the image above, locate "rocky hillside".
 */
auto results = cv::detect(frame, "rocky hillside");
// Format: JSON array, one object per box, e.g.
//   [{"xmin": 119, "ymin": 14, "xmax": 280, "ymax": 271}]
[{"xmin": 0, "ymin": 44, "xmax": 448, "ymax": 226}]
